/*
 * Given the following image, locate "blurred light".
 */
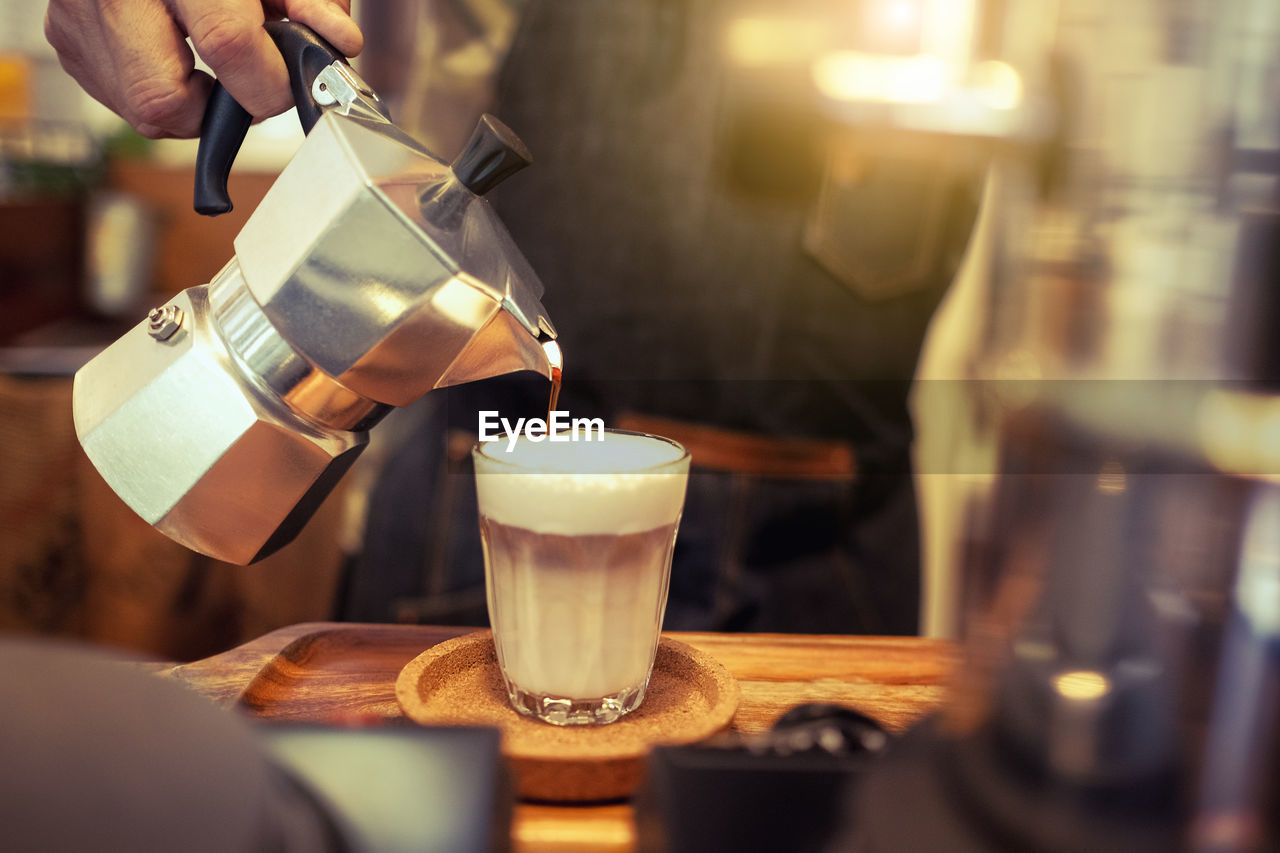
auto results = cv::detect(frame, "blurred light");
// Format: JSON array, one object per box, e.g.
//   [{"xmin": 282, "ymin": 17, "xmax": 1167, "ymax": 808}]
[
  {"xmin": 1198, "ymin": 389, "xmax": 1280, "ymax": 481},
  {"xmin": 726, "ymin": 16, "xmax": 828, "ymax": 67},
  {"xmin": 1234, "ymin": 484, "xmax": 1280, "ymax": 636},
  {"xmin": 881, "ymin": 0, "xmax": 920, "ymax": 31},
  {"xmin": 919, "ymin": 0, "xmax": 975, "ymax": 67},
  {"xmin": 993, "ymin": 348, "xmax": 1043, "ymax": 381},
  {"xmin": 812, "ymin": 51, "xmax": 947, "ymax": 104},
  {"xmin": 0, "ymin": 53, "xmax": 31, "ymax": 122},
  {"xmin": 862, "ymin": 0, "xmax": 923, "ymax": 51},
  {"xmin": 971, "ymin": 60, "xmax": 1023, "ymax": 111},
  {"xmin": 1097, "ymin": 459, "xmax": 1127, "ymax": 494},
  {"xmin": 1053, "ymin": 670, "xmax": 1112, "ymax": 701}
]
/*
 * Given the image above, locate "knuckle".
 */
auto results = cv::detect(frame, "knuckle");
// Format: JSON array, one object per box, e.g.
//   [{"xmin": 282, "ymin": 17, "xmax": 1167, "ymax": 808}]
[
  {"xmin": 124, "ymin": 79, "xmax": 192, "ymax": 135},
  {"xmin": 43, "ymin": 18, "xmax": 65, "ymax": 53},
  {"xmin": 189, "ymin": 13, "xmax": 259, "ymax": 72},
  {"xmin": 43, "ymin": 5, "xmax": 76, "ymax": 53},
  {"xmin": 97, "ymin": 0, "xmax": 129, "ymax": 18}
]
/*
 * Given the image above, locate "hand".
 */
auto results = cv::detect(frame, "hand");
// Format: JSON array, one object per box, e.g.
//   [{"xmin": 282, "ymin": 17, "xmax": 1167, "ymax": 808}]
[{"xmin": 45, "ymin": 0, "xmax": 363, "ymax": 139}]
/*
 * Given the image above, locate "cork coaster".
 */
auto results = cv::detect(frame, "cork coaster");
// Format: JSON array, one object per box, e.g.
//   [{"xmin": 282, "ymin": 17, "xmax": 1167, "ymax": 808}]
[{"xmin": 395, "ymin": 630, "xmax": 739, "ymax": 802}]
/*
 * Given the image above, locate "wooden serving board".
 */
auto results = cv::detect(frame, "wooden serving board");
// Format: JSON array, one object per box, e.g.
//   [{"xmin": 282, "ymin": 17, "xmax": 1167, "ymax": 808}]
[
  {"xmin": 171, "ymin": 623, "xmax": 460, "ymax": 722},
  {"xmin": 165, "ymin": 623, "xmax": 954, "ymax": 735},
  {"xmin": 160, "ymin": 623, "xmax": 957, "ymax": 853}
]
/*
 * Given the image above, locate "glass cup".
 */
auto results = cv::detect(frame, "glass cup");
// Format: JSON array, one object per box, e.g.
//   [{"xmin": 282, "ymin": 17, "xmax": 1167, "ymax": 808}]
[{"xmin": 473, "ymin": 429, "xmax": 691, "ymax": 725}]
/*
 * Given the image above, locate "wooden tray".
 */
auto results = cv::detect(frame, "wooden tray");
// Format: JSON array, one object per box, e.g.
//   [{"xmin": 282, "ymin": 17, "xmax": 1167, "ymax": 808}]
[
  {"xmin": 396, "ymin": 631, "xmax": 738, "ymax": 802},
  {"xmin": 230, "ymin": 624, "xmax": 445, "ymax": 724},
  {"xmin": 162, "ymin": 623, "xmax": 954, "ymax": 850}
]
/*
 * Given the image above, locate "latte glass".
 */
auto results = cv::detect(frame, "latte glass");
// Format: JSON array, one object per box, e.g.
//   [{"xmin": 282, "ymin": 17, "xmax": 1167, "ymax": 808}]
[{"xmin": 473, "ymin": 429, "xmax": 690, "ymax": 725}]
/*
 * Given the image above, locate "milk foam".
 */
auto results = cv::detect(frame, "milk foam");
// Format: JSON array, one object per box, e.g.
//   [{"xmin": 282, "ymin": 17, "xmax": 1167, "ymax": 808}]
[{"xmin": 474, "ymin": 432, "xmax": 690, "ymax": 535}]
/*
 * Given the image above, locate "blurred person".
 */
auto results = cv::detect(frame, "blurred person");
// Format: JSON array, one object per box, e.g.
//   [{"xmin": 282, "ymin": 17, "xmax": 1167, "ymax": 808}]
[
  {"xmin": 46, "ymin": 0, "xmax": 979, "ymax": 635},
  {"xmin": 344, "ymin": 1, "xmax": 981, "ymax": 635}
]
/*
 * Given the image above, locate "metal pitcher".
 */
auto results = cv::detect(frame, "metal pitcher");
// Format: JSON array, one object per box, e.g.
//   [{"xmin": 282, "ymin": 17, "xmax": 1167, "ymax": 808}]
[{"xmin": 73, "ymin": 23, "xmax": 557, "ymax": 565}]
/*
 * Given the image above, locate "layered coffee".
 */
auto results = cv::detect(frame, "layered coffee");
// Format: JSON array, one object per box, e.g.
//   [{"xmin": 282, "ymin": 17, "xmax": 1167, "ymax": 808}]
[{"xmin": 474, "ymin": 430, "xmax": 690, "ymax": 725}]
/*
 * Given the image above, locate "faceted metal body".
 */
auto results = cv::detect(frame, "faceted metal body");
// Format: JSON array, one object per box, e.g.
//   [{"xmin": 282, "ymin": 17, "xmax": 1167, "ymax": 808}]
[
  {"xmin": 73, "ymin": 110, "xmax": 556, "ymax": 564},
  {"xmin": 235, "ymin": 113, "xmax": 555, "ymax": 406},
  {"xmin": 73, "ymin": 280, "xmax": 365, "ymax": 564}
]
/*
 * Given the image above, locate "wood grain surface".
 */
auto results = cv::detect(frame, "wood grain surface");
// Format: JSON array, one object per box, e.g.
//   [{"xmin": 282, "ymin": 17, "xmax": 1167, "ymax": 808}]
[{"xmin": 158, "ymin": 622, "xmax": 956, "ymax": 853}]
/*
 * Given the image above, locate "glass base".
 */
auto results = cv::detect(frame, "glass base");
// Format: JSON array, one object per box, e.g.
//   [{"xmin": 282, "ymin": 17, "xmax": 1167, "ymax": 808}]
[{"xmin": 504, "ymin": 681, "xmax": 648, "ymax": 726}]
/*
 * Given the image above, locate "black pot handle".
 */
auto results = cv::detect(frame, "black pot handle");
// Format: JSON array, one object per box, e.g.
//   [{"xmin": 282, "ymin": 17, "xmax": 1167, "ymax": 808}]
[{"xmin": 194, "ymin": 21, "xmax": 349, "ymax": 216}]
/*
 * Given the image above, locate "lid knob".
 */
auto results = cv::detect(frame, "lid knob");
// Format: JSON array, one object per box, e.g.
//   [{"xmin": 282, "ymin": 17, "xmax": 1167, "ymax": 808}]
[{"xmin": 451, "ymin": 114, "xmax": 533, "ymax": 195}]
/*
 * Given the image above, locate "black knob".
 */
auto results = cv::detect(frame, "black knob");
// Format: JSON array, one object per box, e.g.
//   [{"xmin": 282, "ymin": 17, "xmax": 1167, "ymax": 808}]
[{"xmin": 451, "ymin": 114, "xmax": 533, "ymax": 195}]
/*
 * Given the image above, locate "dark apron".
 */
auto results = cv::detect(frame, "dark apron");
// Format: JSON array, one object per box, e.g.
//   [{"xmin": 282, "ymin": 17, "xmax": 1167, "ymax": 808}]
[{"xmin": 341, "ymin": 0, "xmax": 979, "ymax": 634}]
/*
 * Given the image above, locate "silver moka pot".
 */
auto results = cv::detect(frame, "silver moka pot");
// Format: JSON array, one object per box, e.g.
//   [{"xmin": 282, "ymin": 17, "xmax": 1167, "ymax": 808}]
[{"xmin": 73, "ymin": 23, "xmax": 557, "ymax": 565}]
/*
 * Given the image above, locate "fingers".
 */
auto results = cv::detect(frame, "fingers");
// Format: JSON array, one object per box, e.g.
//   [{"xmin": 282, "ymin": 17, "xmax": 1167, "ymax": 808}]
[
  {"xmin": 46, "ymin": 0, "xmax": 212, "ymax": 138},
  {"xmin": 174, "ymin": 0, "xmax": 365, "ymax": 118},
  {"xmin": 44, "ymin": 1, "xmax": 116, "ymax": 117},
  {"xmin": 107, "ymin": 1, "xmax": 215, "ymax": 137},
  {"xmin": 45, "ymin": 0, "xmax": 365, "ymax": 139},
  {"xmin": 172, "ymin": 0, "xmax": 292, "ymax": 119},
  {"xmin": 280, "ymin": 0, "xmax": 364, "ymax": 57}
]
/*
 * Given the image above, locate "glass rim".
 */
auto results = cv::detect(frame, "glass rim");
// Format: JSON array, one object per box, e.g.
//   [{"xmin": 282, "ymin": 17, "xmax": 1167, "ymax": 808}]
[{"xmin": 472, "ymin": 428, "xmax": 690, "ymax": 474}]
